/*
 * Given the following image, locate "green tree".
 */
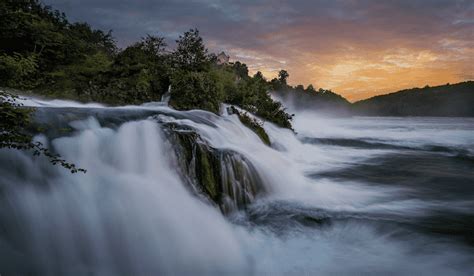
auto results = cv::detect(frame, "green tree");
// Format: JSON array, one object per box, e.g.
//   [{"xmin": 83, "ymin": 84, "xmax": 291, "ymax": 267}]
[
  {"xmin": 295, "ymin": 84, "xmax": 304, "ymax": 91},
  {"xmin": 278, "ymin": 69, "xmax": 289, "ymax": 84},
  {"xmin": 232, "ymin": 61, "xmax": 249, "ymax": 80},
  {"xmin": 254, "ymin": 71, "xmax": 265, "ymax": 81},
  {"xmin": 0, "ymin": 1, "xmax": 294, "ymax": 130},
  {"xmin": 0, "ymin": 53, "xmax": 39, "ymax": 88},
  {"xmin": 80, "ymin": 35, "xmax": 170, "ymax": 104},
  {"xmin": 0, "ymin": 91, "xmax": 85, "ymax": 173},
  {"xmin": 306, "ymin": 84, "xmax": 316, "ymax": 92},
  {"xmin": 233, "ymin": 74, "xmax": 293, "ymax": 129},
  {"xmin": 170, "ymin": 70, "xmax": 224, "ymax": 114},
  {"xmin": 173, "ymin": 28, "xmax": 210, "ymax": 72}
]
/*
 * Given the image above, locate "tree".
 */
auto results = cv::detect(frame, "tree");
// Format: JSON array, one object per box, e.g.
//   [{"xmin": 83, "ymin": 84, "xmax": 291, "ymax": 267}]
[
  {"xmin": 141, "ymin": 35, "xmax": 167, "ymax": 57},
  {"xmin": 306, "ymin": 84, "xmax": 316, "ymax": 93},
  {"xmin": 0, "ymin": 91, "xmax": 85, "ymax": 173},
  {"xmin": 295, "ymin": 84, "xmax": 304, "ymax": 91},
  {"xmin": 173, "ymin": 28, "xmax": 210, "ymax": 72},
  {"xmin": 0, "ymin": 1, "xmax": 294, "ymax": 130},
  {"xmin": 232, "ymin": 61, "xmax": 249, "ymax": 79},
  {"xmin": 0, "ymin": 53, "xmax": 39, "ymax": 88},
  {"xmin": 0, "ymin": 0, "xmax": 118, "ymax": 97},
  {"xmin": 278, "ymin": 69, "xmax": 289, "ymax": 84},
  {"xmin": 253, "ymin": 71, "xmax": 265, "ymax": 81},
  {"xmin": 169, "ymin": 70, "xmax": 224, "ymax": 114},
  {"xmin": 99, "ymin": 35, "xmax": 170, "ymax": 104}
]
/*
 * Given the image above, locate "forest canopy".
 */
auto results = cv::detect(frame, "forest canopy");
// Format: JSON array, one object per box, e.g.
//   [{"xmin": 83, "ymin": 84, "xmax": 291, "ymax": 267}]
[{"xmin": 0, "ymin": 0, "xmax": 293, "ymax": 129}]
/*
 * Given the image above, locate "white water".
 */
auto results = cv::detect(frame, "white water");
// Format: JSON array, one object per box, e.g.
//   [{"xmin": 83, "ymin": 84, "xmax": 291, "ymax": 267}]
[{"xmin": 0, "ymin": 97, "xmax": 472, "ymax": 274}]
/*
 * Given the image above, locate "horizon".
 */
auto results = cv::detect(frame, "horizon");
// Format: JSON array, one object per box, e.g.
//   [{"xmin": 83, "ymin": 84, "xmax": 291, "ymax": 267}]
[
  {"xmin": 2, "ymin": 1, "xmax": 474, "ymax": 273},
  {"xmin": 45, "ymin": 0, "xmax": 473, "ymax": 101}
]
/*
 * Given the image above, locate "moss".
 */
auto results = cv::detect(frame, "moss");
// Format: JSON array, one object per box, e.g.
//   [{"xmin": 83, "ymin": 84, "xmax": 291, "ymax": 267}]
[
  {"xmin": 174, "ymin": 131, "xmax": 197, "ymax": 163},
  {"xmin": 165, "ymin": 123, "xmax": 265, "ymax": 213},
  {"xmin": 168, "ymin": 128, "xmax": 221, "ymax": 202},
  {"xmin": 230, "ymin": 106, "xmax": 271, "ymax": 146},
  {"xmin": 195, "ymin": 145, "xmax": 220, "ymax": 200}
]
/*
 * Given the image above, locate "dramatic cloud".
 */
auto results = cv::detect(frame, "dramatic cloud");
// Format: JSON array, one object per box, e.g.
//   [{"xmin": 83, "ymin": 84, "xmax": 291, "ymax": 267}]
[{"xmin": 45, "ymin": 0, "xmax": 473, "ymax": 101}]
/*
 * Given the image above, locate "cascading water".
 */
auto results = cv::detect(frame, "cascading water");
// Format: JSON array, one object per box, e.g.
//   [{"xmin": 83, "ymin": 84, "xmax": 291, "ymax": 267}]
[
  {"xmin": 0, "ymin": 97, "xmax": 473, "ymax": 275},
  {"xmin": 160, "ymin": 85, "xmax": 171, "ymax": 104}
]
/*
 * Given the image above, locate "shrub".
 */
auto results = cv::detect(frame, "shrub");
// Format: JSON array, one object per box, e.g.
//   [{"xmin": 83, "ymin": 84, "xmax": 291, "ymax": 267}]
[
  {"xmin": 230, "ymin": 106, "xmax": 271, "ymax": 146},
  {"xmin": 170, "ymin": 70, "xmax": 224, "ymax": 114},
  {"xmin": 0, "ymin": 53, "xmax": 38, "ymax": 88}
]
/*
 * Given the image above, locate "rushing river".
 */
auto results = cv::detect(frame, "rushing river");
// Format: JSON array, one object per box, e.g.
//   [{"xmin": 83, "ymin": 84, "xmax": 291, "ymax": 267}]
[{"xmin": 0, "ymin": 97, "xmax": 473, "ymax": 275}]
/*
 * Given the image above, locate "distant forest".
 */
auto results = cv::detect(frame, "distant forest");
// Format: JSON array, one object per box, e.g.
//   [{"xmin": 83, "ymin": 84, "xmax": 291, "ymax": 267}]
[
  {"xmin": 273, "ymin": 82, "xmax": 474, "ymax": 117},
  {"xmin": 1, "ymin": 0, "xmax": 472, "ymax": 120},
  {"xmin": 352, "ymin": 82, "xmax": 474, "ymax": 117}
]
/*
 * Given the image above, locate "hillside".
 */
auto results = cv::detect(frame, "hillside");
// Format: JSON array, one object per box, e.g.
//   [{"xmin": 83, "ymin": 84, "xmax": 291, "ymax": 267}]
[
  {"xmin": 353, "ymin": 81, "xmax": 474, "ymax": 117},
  {"xmin": 272, "ymin": 88, "xmax": 352, "ymax": 116},
  {"xmin": 0, "ymin": 0, "xmax": 292, "ymax": 129}
]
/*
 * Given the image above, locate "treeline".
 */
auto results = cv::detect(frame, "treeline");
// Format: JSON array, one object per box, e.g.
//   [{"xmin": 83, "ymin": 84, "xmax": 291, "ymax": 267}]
[
  {"xmin": 0, "ymin": 0, "xmax": 292, "ymax": 128},
  {"xmin": 269, "ymin": 73, "xmax": 474, "ymax": 117},
  {"xmin": 268, "ymin": 71, "xmax": 351, "ymax": 115},
  {"xmin": 353, "ymin": 82, "xmax": 474, "ymax": 117}
]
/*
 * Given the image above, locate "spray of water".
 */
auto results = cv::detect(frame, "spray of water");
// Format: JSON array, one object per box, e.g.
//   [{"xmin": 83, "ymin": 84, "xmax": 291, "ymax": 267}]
[{"xmin": 0, "ymin": 97, "xmax": 472, "ymax": 274}]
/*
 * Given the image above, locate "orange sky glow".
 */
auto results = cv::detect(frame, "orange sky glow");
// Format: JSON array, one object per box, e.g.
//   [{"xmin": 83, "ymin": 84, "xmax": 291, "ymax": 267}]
[
  {"xmin": 226, "ymin": 39, "xmax": 473, "ymax": 102},
  {"xmin": 46, "ymin": 0, "xmax": 474, "ymax": 102}
]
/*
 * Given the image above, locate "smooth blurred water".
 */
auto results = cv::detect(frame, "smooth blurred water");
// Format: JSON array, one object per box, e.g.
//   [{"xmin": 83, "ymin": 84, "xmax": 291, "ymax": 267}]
[{"xmin": 0, "ymin": 97, "xmax": 472, "ymax": 275}]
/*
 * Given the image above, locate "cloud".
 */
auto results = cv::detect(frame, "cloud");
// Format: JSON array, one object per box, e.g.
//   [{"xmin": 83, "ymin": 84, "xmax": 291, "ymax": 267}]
[{"xmin": 45, "ymin": 0, "xmax": 474, "ymax": 100}]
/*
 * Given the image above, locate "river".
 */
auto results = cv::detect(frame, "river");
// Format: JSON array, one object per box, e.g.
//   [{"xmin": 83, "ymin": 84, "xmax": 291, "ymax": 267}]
[{"xmin": 0, "ymin": 97, "xmax": 473, "ymax": 275}]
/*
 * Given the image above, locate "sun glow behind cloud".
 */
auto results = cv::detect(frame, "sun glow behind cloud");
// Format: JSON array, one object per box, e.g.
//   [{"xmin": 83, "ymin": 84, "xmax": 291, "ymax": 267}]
[
  {"xmin": 46, "ymin": 0, "xmax": 474, "ymax": 101},
  {"xmin": 228, "ymin": 31, "xmax": 473, "ymax": 102},
  {"xmin": 234, "ymin": 41, "xmax": 473, "ymax": 102}
]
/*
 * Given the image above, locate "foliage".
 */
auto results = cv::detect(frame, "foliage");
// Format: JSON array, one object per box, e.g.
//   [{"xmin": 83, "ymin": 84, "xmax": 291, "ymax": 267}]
[
  {"xmin": 231, "ymin": 61, "xmax": 249, "ymax": 80},
  {"xmin": 98, "ymin": 35, "xmax": 170, "ymax": 104},
  {"xmin": 272, "ymin": 86, "xmax": 351, "ymax": 115},
  {"xmin": 254, "ymin": 71, "xmax": 265, "ymax": 81},
  {"xmin": 269, "ymin": 70, "xmax": 351, "ymax": 115},
  {"xmin": 278, "ymin": 70, "xmax": 289, "ymax": 84},
  {"xmin": 170, "ymin": 70, "xmax": 224, "ymax": 114},
  {"xmin": 295, "ymin": 84, "xmax": 304, "ymax": 91},
  {"xmin": 168, "ymin": 30, "xmax": 293, "ymax": 128},
  {"xmin": 172, "ymin": 28, "xmax": 210, "ymax": 72},
  {"xmin": 230, "ymin": 106, "xmax": 271, "ymax": 146},
  {"xmin": 0, "ymin": 52, "xmax": 38, "ymax": 88},
  {"xmin": 0, "ymin": 1, "xmax": 293, "ymax": 129},
  {"xmin": 353, "ymin": 81, "xmax": 474, "ymax": 117},
  {"xmin": 0, "ymin": 91, "xmax": 86, "ymax": 173},
  {"xmin": 241, "ymin": 75, "xmax": 293, "ymax": 129}
]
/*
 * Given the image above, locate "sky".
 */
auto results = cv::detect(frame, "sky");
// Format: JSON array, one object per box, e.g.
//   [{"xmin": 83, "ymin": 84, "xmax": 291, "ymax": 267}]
[{"xmin": 45, "ymin": 0, "xmax": 473, "ymax": 101}]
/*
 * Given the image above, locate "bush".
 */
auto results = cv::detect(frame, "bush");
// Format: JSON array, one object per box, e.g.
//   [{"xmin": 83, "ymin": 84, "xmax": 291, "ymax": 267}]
[
  {"xmin": 170, "ymin": 70, "xmax": 224, "ymax": 114},
  {"xmin": 230, "ymin": 106, "xmax": 271, "ymax": 145},
  {"xmin": 0, "ymin": 91, "xmax": 85, "ymax": 173},
  {"xmin": 232, "ymin": 75, "xmax": 293, "ymax": 129},
  {"xmin": 0, "ymin": 53, "xmax": 38, "ymax": 88},
  {"xmin": 0, "ymin": 0, "xmax": 293, "ymax": 129}
]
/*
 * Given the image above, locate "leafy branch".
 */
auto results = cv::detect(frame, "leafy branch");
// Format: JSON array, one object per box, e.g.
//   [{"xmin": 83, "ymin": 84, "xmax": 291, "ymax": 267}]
[{"xmin": 0, "ymin": 91, "xmax": 86, "ymax": 173}]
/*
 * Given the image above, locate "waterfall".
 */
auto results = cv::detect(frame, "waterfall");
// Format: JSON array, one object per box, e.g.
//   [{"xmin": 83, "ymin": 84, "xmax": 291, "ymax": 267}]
[
  {"xmin": 160, "ymin": 85, "xmax": 171, "ymax": 104},
  {"xmin": 1, "ymin": 97, "xmax": 473, "ymax": 275},
  {"xmin": 0, "ymin": 115, "xmax": 250, "ymax": 275},
  {"xmin": 0, "ymin": 98, "xmax": 274, "ymax": 274}
]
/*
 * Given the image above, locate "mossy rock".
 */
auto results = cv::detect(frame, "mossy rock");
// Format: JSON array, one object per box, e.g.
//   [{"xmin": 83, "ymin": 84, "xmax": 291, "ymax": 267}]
[
  {"xmin": 167, "ymin": 128, "xmax": 221, "ymax": 202},
  {"xmin": 165, "ymin": 124, "xmax": 265, "ymax": 214},
  {"xmin": 229, "ymin": 106, "xmax": 271, "ymax": 146},
  {"xmin": 194, "ymin": 143, "xmax": 220, "ymax": 200}
]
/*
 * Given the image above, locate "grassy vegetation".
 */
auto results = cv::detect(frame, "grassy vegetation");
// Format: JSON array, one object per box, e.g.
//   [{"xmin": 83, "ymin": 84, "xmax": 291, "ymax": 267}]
[
  {"xmin": 0, "ymin": 0, "xmax": 293, "ymax": 129},
  {"xmin": 230, "ymin": 106, "xmax": 271, "ymax": 146}
]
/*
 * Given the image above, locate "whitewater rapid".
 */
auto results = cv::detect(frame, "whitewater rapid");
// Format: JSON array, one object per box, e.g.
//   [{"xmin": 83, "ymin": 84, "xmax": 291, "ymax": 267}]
[{"xmin": 0, "ymin": 97, "xmax": 473, "ymax": 274}]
